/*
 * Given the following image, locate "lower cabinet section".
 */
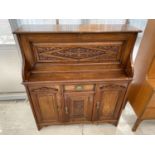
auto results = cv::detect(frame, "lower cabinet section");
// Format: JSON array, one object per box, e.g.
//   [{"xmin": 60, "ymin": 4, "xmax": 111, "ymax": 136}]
[{"xmin": 27, "ymin": 82, "xmax": 128, "ymax": 129}]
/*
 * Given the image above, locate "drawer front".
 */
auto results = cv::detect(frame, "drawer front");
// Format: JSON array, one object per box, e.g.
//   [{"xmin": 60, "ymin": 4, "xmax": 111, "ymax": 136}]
[
  {"xmin": 28, "ymin": 84, "xmax": 60, "ymax": 92},
  {"xmin": 64, "ymin": 84, "xmax": 94, "ymax": 92},
  {"xmin": 143, "ymin": 108, "xmax": 155, "ymax": 119},
  {"xmin": 148, "ymin": 93, "xmax": 155, "ymax": 108},
  {"xmin": 32, "ymin": 42, "xmax": 123, "ymax": 63}
]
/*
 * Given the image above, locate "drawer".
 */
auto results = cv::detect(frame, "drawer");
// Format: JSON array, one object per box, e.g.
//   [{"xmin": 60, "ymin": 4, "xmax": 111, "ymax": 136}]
[
  {"xmin": 142, "ymin": 108, "xmax": 155, "ymax": 119},
  {"xmin": 148, "ymin": 93, "xmax": 155, "ymax": 108},
  {"xmin": 64, "ymin": 84, "xmax": 94, "ymax": 91},
  {"xmin": 28, "ymin": 84, "xmax": 60, "ymax": 92}
]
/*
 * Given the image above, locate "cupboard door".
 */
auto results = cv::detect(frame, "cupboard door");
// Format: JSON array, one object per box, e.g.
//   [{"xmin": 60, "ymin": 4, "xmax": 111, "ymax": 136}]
[
  {"xmin": 29, "ymin": 86, "xmax": 61, "ymax": 124},
  {"xmin": 64, "ymin": 92, "xmax": 94, "ymax": 123},
  {"xmin": 93, "ymin": 83, "xmax": 126, "ymax": 121}
]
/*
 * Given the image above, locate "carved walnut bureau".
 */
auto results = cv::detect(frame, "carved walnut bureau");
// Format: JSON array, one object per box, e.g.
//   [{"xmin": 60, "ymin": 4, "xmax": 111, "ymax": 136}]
[{"xmin": 14, "ymin": 24, "xmax": 140, "ymax": 130}]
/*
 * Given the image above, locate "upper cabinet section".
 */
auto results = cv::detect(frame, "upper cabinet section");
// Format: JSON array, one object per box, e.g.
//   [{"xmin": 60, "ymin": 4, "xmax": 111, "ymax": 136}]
[
  {"xmin": 17, "ymin": 31, "xmax": 139, "ymax": 66},
  {"xmin": 15, "ymin": 24, "xmax": 140, "ymax": 81}
]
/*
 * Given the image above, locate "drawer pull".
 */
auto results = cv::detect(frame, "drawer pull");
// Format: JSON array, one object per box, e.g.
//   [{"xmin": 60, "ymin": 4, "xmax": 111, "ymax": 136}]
[{"xmin": 75, "ymin": 85, "xmax": 84, "ymax": 91}]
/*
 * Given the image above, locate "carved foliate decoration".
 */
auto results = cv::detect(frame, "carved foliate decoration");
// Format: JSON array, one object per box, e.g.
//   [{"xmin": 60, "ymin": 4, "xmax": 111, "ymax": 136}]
[
  {"xmin": 33, "ymin": 43, "xmax": 122, "ymax": 63},
  {"xmin": 72, "ymin": 100, "xmax": 84, "ymax": 117}
]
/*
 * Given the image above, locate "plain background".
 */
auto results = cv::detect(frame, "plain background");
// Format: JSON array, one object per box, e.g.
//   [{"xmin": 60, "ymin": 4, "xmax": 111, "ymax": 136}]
[{"xmin": 0, "ymin": 0, "xmax": 155, "ymax": 155}]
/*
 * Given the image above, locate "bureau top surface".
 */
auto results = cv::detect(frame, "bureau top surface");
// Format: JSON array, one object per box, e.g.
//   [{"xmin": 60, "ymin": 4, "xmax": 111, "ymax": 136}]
[{"xmin": 13, "ymin": 24, "xmax": 141, "ymax": 34}]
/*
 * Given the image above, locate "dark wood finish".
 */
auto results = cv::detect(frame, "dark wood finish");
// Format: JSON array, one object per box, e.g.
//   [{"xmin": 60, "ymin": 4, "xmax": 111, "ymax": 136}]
[
  {"xmin": 127, "ymin": 20, "xmax": 155, "ymax": 131},
  {"xmin": 14, "ymin": 24, "xmax": 139, "ymax": 130}
]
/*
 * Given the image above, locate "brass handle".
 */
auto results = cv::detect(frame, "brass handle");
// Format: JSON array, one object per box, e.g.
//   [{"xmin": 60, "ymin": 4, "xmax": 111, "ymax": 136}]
[
  {"xmin": 96, "ymin": 101, "xmax": 100, "ymax": 110},
  {"xmin": 75, "ymin": 85, "xmax": 83, "ymax": 91},
  {"xmin": 65, "ymin": 106, "xmax": 68, "ymax": 114}
]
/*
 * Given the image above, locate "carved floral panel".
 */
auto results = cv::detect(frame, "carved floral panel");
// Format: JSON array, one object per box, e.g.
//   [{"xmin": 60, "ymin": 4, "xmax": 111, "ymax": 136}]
[{"xmin": 33, "ymin": 42, "xmax": 122, "ymax": 63}]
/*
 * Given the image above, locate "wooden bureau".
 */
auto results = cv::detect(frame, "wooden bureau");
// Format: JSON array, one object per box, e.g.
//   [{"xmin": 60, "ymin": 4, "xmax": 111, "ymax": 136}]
[
  {"xmin": 128, "ymin": 20, "xmax": 155, "ymax": 131},
  {"xmin": 14, "ymin": 24, "xmax": 140, "ymax": 130}
]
